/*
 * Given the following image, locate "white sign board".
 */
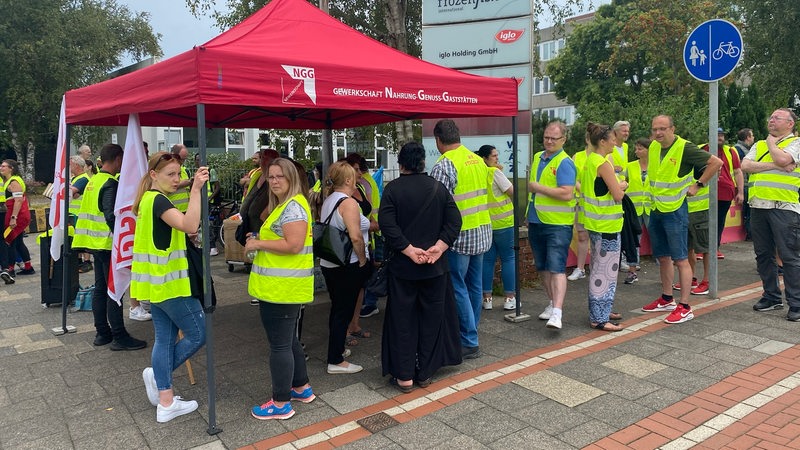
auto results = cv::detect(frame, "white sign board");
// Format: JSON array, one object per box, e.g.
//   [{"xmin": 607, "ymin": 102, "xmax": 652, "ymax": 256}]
[
  {"xmin": 422, "ymin": 16, "xmax": 532, "ymax": 69},
  {"xmin": 463, "ymin": 65, "xmax": 530, "ymax": 111},
  {"xmin": 423, "ymin": 134, "xmax": 531, "ymax": 179},
  {"xmin": 423, "ymin": 0, "xmax": 532, "ymax": 25}
]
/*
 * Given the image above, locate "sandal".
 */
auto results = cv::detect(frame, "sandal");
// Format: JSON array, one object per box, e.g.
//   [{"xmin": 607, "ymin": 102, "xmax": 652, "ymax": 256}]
[
  {"xmin": 592, "ymin": 322, "xmax": 623, "ymax": 332},
  {"xmin": 348, "ymin": 329, "xmax": 371, "ymax": 339},
  {"xmin": 609, "ymin": 312, "xmax": 623, "ymax": 321},
  {"xmin": 390, "ymin": 377, "xmax": 414, "ymax": 393},
  {"xmin": 345, "ymin": 335, "xmax": 359, "ymax": 347},
  {"xmin": 416, "ymin": 377, "xmax": 433, "ymax": 388}
]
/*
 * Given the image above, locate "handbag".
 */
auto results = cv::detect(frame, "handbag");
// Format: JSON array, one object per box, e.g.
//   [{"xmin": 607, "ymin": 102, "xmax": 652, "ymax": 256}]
[
  {"xmin": 70, "ymin": 285, "xmax": 94, "ymax": 312},
  {"xmin": 312, "ymin": 197, "xmax": 353, "ymax": 266}
]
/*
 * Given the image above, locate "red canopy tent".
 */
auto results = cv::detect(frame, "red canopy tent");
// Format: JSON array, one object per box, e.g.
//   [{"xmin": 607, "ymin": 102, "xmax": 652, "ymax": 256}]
[
  {"xmin": 62, "ymin": 0, "xmax": 519, "ymax": 435},
  {"xmin": 65, "ymin": 0, "xmax": 517, "ymax": 128}
]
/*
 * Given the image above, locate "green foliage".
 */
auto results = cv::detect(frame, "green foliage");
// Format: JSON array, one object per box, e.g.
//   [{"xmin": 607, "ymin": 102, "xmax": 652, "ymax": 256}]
[
  {"xmin": 720, "ymin": 84, "xmax": 768, "ymax": 141},
  {"xmin": 207, "ymin": 152, "xmax": 251, "ymax": 200}
]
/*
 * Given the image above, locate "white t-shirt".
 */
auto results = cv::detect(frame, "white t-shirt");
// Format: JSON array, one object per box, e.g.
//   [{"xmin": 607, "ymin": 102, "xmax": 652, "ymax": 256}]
[
  {"xmin": 491, "ymin": 169, "xmax": 513, "ymax": 197},
  {"xmin": 319, "ymin": 191, "xmax": 370, "ymax": 267}
]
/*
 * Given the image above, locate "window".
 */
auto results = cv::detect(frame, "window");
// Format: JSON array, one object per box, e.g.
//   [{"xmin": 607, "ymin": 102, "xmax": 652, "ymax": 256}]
[
  {"xmin": 227, "ymin": 129, "xmax": 245, "ymax": 146},
  {"xmin": 540, "ymin": 106, "xmax": 575, "ymax": 125},
  {"xmin": 539, "ymin": 38, "xmax": 565, "ymax": 61},
  {"xmin": 533, "ymin": 76, "xmax": 554, "ymax": 95}
]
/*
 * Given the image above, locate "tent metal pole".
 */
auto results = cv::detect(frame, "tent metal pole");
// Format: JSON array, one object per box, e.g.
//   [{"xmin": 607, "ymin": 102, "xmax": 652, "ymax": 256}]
[
  {"xmin": 197, "ymin": 104, "xmax": 221, "ymax": 436},
  {"xmin": 322, "ymin": 112, "xmax": 333, "ymax": 183},
  {"xmin": 55, "ymin": 124, "xmax": 77, "ymax": 335},
  {"xmin": 505, "ymin": 115, "xmax": 530, "ymax": 323}
]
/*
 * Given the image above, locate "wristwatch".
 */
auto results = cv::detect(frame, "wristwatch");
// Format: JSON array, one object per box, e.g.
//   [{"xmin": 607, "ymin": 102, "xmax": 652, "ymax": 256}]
[{"xmin": 696, "ymin": 181, "xmax": 705, "ymax": 188}]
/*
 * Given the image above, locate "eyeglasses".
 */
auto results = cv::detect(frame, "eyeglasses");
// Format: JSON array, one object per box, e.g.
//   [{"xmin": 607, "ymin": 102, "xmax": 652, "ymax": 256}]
[
  {"xmin": 543, "ymin": 136, "xmax": 564, "ymax": 142},
  {"xmin": 267, "ymin": 175, "xmax": 286, "ymax": 181},
  {"xmin": 769, "ymin": 115, "xmax": 793, "ymax": 122}
]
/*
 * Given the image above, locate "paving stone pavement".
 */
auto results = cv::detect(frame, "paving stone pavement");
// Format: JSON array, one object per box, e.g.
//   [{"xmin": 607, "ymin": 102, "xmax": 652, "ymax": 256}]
[{"xmin": 2, "ymin": 236, "xmax": 800, "ymax": 449}]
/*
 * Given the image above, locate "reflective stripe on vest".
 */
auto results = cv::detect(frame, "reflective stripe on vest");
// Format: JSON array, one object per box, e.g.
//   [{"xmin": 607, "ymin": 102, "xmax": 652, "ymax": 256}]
[
  {"xmin": 69, "ymin": 173, "xmax": 89, "ymax": 215},
  {"xmin": 248, "ymin": 194, "xmax": 314, "ymax": 304},
  {"xmin": 687, "ymin": 186, "xmax": 710, "ymax": 213},
  {"xmin": 168, "ymin": 166, "xmax": 190, "ymax": 212},
  {"xmin": 581, "ymin": 152, "xmax": 623, "ymax": 233},
  {"xmin": 438, "ymin": 146, "xmax": 491, "ymax": 231},
  {"xmin": 649, "ymin": 136, "xmax": 693, "ymax": 213},
  {"xmin": 73, "ymin": 172, "xmax": 114, "ymax": 250},
  {"xmin": 130, "ymin": 191, "xmax": 192, "ymax": 303},
  {"xmin": 748, "ymin": 138, "xmax": 800, "ymax": 203},
  {"xmin": 486, "ymin": 167, "xmax": 514, "ymax": 229},
  {"xmin": 529, "ymin": 150, "xmax": 575, "ymax": 225},
  {"xmin": 624, "ymin": 159, "xmax": 651, "ymax": 216}
]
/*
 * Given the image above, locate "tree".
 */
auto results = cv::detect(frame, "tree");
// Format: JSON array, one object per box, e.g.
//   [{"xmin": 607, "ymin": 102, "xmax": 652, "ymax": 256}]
[
  {"xmin": 0, "ymin": 0, "xmax": 161, "ymax": 180},
  {"xmin": 734, "ymin": 0, "xmax": 800, "ymax": 109}
]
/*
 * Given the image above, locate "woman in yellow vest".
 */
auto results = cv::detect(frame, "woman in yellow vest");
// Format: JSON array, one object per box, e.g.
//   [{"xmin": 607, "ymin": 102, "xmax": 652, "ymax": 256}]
[
  {"xmin": 475, "ymin": 145, "xmax": 516, "ymax": 311},
  {"xmin": 130, "ymin": 152, "xmax": 209, "ymax": 423},
  {"xmin": 581, "ymin": 124, "xmax": 627, "ymax": 332},
  {"xmin": 244, "ymin": 158, "xmax": 316, "ymax": 420},
  {"xmin": 620, "ymin": 138, "xmax": 653, "ymax": 285},
  {"xmin": 0, "ymin": 159, "xmax": 33, "ymax": 276}
]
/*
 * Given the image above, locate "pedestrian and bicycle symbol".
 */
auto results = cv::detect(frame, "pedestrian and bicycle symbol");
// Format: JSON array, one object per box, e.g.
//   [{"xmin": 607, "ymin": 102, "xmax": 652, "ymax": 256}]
[{"xmin": 683, "ymin": 19, "xmax": 743, "ymax": 82}]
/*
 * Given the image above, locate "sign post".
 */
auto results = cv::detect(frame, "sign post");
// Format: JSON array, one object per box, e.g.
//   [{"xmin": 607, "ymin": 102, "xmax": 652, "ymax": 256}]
[{"xmin": 683, "ymin": 19, "xmax": 743, "ymax": 299}]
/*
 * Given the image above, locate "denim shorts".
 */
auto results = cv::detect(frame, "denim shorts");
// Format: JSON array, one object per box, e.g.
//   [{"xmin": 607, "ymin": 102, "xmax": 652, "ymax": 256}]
[
  {"xmin": 528, "ymin": 223, "xmax": 573, "ymax": 274},
  {"xmin": 649, "ymin": 201, "xmax": 689, "ymax": 261}
]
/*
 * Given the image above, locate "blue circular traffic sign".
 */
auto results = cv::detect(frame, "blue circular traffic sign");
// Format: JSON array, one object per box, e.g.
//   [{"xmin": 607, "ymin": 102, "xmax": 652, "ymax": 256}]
[{"xmin": 683, "ymin": 19, "xmax": 743, "ymax": 82}]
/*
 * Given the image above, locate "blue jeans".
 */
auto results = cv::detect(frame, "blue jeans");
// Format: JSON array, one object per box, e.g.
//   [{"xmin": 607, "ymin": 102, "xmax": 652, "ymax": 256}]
[
  {"xmin": 151, "ymin": 297, "xmax": 206, "ymax": 391},
  {"xmin": 258, "ymin": 302, "xmax": 309, "ymax": 402},
  {"xmin": 649, "ymin": 201, "xmax": 689, "ymax": 261},
  {"xmin": 482, "ymin": 227, "xmax": 516, "ymax": 296},
  {"xmin": 448, "ymin": 251, "xmax": 483, "ymax": 348}
]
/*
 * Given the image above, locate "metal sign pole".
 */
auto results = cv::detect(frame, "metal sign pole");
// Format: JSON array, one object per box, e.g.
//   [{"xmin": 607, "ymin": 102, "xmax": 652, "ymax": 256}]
[{"xmin": 708, "ymin": 81, "xmax": 719, "ymax": 298}]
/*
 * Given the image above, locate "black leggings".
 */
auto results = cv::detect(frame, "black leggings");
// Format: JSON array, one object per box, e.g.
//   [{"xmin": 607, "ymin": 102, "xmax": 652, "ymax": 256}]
[{"xmin": 321, "ymin": 262, "xmax": 369, "ymax": 364}]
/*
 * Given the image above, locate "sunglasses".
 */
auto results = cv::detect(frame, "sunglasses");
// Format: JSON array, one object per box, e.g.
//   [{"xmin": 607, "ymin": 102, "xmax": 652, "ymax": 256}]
[{"xmin": 153, "ymin": 153, "xmax": 177, "ymax": 169}]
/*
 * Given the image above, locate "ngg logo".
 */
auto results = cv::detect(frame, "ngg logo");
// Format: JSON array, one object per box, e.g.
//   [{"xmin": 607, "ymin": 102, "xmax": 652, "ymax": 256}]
[
  {"xmin": 292, "ymin": 67, "xmax": 314, "ymax": 78},
  {"xmin": 495, "ymin": 29, "xmax": 524, "ymax": 44}
]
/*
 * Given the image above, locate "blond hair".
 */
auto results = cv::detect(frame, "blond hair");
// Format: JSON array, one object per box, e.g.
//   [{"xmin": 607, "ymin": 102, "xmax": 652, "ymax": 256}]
[
  {"xmin": 132, "ymin": 151, "xmax": 180, "ymax": 216},
  {"xmin": 324, "ymin": 161, "xmax": 357, "ymax": 197},
  {"xmin": 265, "ymin": 158, "xmax": 306, "ymax": 216}
]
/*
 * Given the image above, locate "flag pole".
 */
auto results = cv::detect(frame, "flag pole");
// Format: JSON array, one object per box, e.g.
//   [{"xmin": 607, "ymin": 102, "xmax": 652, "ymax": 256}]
[{"xmin": 53, "ymin": 98, "xmax": 75, "ymax": 336}]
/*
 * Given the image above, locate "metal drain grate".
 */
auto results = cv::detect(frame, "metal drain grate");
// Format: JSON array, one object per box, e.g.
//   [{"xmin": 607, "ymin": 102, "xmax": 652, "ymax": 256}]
[{"xmin": 356, "ymin": 412, "xmax": 400, "ymax": 434}]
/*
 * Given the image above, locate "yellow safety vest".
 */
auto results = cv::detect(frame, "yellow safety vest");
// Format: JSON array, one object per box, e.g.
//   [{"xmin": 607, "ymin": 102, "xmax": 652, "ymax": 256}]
[
  {"xmin": 608, "ymin": 143, "xmax": 629, "ymax": 171},
  {"xmin": 649, "ymin": 136, "xmax": 693, "ymax": 213},
  {"xmin": 130, "ymin": 191, "xmax": 192, "ymax": 303},
  {"xmin": 69, "ymin": 173, "xmax": 89, "ymax": 216},
  {"xmin": 686, "ymin": 147, "xmax": 709, "ymax": 213},
  {"xmin": 529, "ymin": 150, "xmax": 576, "ymax": 225},
  {"xmin": 362, "ymin": 172, "xmax": 380, "ymax": 220},
  {"xmin": 581, "ymin": 153, "xmax": 623, "ymax": 233},
  {"xmin": 0, "ymin": 178, "xmax": 5, "ymax": 203},
  {"xmin": 486, "ymin": 167, "xmax": 514, "ymax": 230},
  {"xmin": 624, "ymin": 159, "xmax": 651, "ymax": 216},
  {"xmin": 249, "ymin": 194, "xmax": 314, "ymax": 304},
  {"xmin": 73, "ymin": 172, "xmax": 114, "ymax": 250},
  {"xmin": 168, "ymin": 166, "xmax": 190, "ymax": 213},
  {"xmin": 311, "ymin": 179, "xmax": 321, "ymax": 193},
  {"xmin": 748, "ymin": 137, "xmax": 800, "ymax": 203},
  {"xmin": 437, "ymin": 145, "xmax": 491, "ymax": 231}
]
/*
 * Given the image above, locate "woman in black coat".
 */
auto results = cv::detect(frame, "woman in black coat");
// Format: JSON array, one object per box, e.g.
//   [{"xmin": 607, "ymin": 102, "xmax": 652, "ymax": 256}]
[{"xmin": 378, "ymin": 142, "xmax": 463, "ymax": 392}]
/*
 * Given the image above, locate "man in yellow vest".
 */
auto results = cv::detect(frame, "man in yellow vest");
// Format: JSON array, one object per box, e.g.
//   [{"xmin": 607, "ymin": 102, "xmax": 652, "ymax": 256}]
[
  {"xmin": 168, "ymin": 144, "xmax": 192, "ymax": 213},
  {"xmin": 641, "ymin": 115, "xmax": 722, "ymax": 324},
  {"xmin": 430, "ymin": 119, "xmax": 491, "ymax": 359},
  {"xmin": 73, "ymin": 144, "xmax": 147, "ymax": 350},
  {"xmin": 68, "ymin": 155, "xmax": 93, "ymax": 273},
  {"xmin": 742, "ymin": 108, "xmax": 800, "ymax": 321},
  {"xmin": 611, "ymin": 120, "xmax": 631, "ymax": 174},
  {"xmin": 527, "ymin": 121, "xmax": 577, "ymax": 330}
]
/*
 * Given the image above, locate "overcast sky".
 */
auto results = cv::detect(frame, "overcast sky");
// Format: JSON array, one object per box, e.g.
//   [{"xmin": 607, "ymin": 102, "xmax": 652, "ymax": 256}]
[{"xmin": 117, "ymin": 0, "xmax": 224, "ymax": 68}]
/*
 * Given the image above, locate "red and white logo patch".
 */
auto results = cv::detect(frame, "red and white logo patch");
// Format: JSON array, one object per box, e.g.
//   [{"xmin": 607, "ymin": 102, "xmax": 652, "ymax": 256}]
[{"xmin": 280, "ymin": 65, "xmax": 317, "ymax": 105}]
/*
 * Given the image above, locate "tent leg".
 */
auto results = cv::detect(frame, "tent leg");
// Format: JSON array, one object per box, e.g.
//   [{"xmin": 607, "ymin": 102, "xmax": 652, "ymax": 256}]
[
  {"xmin": 54, "ymin": 123, "xmax": 77, "ymax": 335},
  {"xmin": 505, "ymin": 115, "xmax": 530, "ymax": 323}
]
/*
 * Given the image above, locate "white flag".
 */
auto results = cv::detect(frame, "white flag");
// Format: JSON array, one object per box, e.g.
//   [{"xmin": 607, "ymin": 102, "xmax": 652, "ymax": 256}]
[
  {"xmin": 48, "ymin": 96, "xmax": 68, "ymax": 261},
  {"xmin": 108, "ymin": 114, "xmax": 147, "ymax": 304}
]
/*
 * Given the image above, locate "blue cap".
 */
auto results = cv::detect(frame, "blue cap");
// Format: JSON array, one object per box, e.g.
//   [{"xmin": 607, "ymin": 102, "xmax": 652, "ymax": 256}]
[{"xmin": 717, "ymin": 127, "xmax": 726, "ymax": 134}]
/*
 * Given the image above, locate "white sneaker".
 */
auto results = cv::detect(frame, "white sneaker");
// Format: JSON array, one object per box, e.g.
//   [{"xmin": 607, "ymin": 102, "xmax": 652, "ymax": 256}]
[
  {"xmin": 156, "ymin": 396, "xmax": 198, "ymax": 423},
  {"xmin": 503, "ymin": 297, "xmax": 517, "ymax": 310},
  {"xmin": 538, "ymin": 304, "xmax": 553, "ymax": 320},
  {"xmin": 546, "ymin": 316, "xmax": 562, "ymax": 329},
  {"xmin": 567, "ymin": 268, "xmax": 586, "ymax": 281},
  {"xmin": 129, "ymin": 305, "xmax": 152, "ymax": 322},
  {"xmin": 327, "ymin": 363, "xmax": 363, "ymax": 374},
  {"xmin": 209, "ymin": 248, "xmax": 219, "ymax": 256},
  {"xmin": 143, "ymin": 367, "xmax": 159, "ymax": 406},
  {"xmin": 482, "ymin": 298, "xmax": 493, "ymax": 310}
]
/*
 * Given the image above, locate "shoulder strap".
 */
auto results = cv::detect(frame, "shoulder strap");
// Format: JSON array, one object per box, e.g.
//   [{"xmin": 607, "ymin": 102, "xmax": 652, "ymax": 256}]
[{"xmin": 322, "ymin": 196, "xmax": 348, "ymax": 225}]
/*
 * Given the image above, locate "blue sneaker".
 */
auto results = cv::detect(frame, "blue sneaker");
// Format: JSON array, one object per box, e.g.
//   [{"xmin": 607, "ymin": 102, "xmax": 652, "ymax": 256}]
[
  {"xmin": 290, "ymin": 386, "xmax": 316, "ymax": 404},
  {"xmin": 251, "ymin": 400, "xmax": 294, "ymax": 420}
]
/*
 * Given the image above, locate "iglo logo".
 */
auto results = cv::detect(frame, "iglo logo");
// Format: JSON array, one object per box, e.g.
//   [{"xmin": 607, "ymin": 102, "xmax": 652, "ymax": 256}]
[{"xmin": 495, "ymin": 29, "xmax": 524, "ymax": 44}]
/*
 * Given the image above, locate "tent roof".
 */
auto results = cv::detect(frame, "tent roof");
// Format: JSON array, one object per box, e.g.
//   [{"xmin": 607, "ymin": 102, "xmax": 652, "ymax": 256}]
[{"xmin": 65, "ymin": 0, "xmax": 518, "ymax": 129}]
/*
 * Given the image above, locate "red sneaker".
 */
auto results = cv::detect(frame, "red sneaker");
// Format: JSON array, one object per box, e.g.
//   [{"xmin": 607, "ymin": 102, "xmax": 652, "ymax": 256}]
[
  {"xmin": 691, "ymin": 280, "xmax": 710, "ymax": 295},
  {"xmin": 696, "ymin": 254, "xmax": 704, "ymax": 260},
  {"xmin": 717, "ymin": 251, "xmax": 725, "ymax": 259},
  {"xmin": 642, "ymin": 297, "xmax": 677, "ymax": 312},
  {"xmin": 673, "ymin": 278, "xmax": 698, "ymax": 291},
  {"xmin": 664, "ymin": 304, "xmax": 694, "ymax": 324}
]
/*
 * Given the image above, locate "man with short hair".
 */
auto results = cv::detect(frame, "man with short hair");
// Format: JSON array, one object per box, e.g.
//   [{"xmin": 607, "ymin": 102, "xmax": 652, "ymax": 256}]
[
  {"xmin": 73, "ymin": 144, "xmax": 147, "ymax": 350},
  {"xmin": 742, "ymin": 108, "xmax": 800, "ymax": 321},
  {"xmin": 430, "ymin": 119, "xmax": 491, "ymax": 359},
  {"xmin": 527, "ymin": 121, "xmax": 577, "ymax": 330},
  {"xmin": 77, "ymin": 144, "xmax": 92, "ymax": 161},
  {"xmin": 641, "ymin": 115, "xmax": 722, "ymax": 324},
  {"xmin": 610, "ymin": 120, "xmax": 631, "ymax": 173}
]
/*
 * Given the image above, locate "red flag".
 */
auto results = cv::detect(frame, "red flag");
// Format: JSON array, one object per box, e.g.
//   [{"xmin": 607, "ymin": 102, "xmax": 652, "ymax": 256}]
[
  {"xmin": 48, "ymin": 96, "xmax": 68, "ymax": 261},
  {"xmin": 108, "ymin": 114, "xmax": 147, "ymax": 304}
]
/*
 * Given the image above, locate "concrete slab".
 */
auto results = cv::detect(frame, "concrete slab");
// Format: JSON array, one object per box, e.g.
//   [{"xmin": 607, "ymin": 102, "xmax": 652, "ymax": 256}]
[
  {"xmin": 706, "ymin": 330, "xmax": 771, "ymax": 349},
  {"xmin": 602, "ymin": 353, "xmax": 668, "ymax": 378},
  {"xmin": 514, "ymin": 370, "xmax": 605, "ymax": 407},
  {"xmin": 319, "ymin": 382, "xmax": 389, "ymax": 414}
]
